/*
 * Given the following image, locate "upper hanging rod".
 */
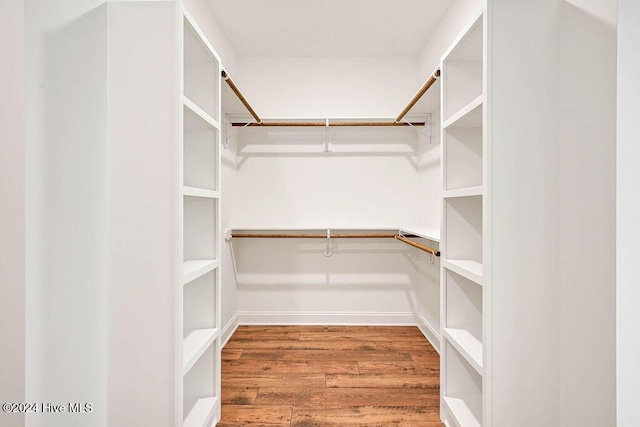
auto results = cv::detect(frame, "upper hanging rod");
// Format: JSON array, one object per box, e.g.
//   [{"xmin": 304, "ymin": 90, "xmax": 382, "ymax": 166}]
[
  {"xmin": 223, "ymin": 67, "xmax": 440, "ymax": 128},
  {"xmin": 395, "ymin": 235, "xmax": 440, "ymax": 257},
  {"xmin": 222, "ymin": 70, "xmax": 262, "ymax": 124},
  {"xmin": 395, "ymin": 68, "xmax": 441, "ymax": 124},
  {"xmin": 230, "ymin": 121, "xmax": 426, "ymax": 127}
]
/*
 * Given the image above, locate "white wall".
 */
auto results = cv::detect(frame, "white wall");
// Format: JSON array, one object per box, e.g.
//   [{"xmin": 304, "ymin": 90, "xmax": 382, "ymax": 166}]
[
  {"xmin": 488, "ymin": 0, "xmax": 616, "ymax": 425},
  {"xmin": 220, "ymin": 56, "xmax": 441, "ymax": 339},
  {"xmin": 182, "ymin": 0, "xmax": 237, "ymax": 75},
  {"xmin": 234, "ymin": 57, "xmax": 420, "ymax": 118},
  {"xmin": 418, "ymin": 0, "xmax": 485, "ymax": 81},
  {"xmin": 25, "ymin": 1, "xmax": 108, "ymax": 425},
  {"xmin": 415, "ymin": 109, "xmax": 442, "ymax": 334},
  {"xmin": 0, "ymin": 1, "xmax": 26, "ymax": 426},
  {"xmin": 617, "ymin": 1, "xmax": 640, "ymax": 425},
  {"xmin": 229, "ymin": 57, "xmax": 429, "ymax": 229},
  {"xmin": 220, "ymin": 111, "xmax": 240, "ymax": 341}
]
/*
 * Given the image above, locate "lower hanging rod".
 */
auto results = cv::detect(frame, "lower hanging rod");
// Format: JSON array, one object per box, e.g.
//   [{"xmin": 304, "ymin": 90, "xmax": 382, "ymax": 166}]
[
  {"xmin": 230, "ymin": 232, "xmax": 440, "ymax": 256},
  {"xmin": 230, "ymin": 121, "xmax": 426, "ymax": 127}
]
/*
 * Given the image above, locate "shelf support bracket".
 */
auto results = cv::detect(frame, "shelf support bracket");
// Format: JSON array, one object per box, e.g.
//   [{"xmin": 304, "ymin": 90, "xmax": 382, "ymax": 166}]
[
  {"xmin": 402, "ymin": 114, "xmax": 432, "ymax": 143},
  {"xmin": 323, "ymin": 119, "xmax": 332, "ymax": 154},
  {"xmin": 324, "ymin": 229, "xmax": 333, "ymax": 257},
  {"xmin": 225, "ymin": 115, "xmax": 256, "ymax": 148}
]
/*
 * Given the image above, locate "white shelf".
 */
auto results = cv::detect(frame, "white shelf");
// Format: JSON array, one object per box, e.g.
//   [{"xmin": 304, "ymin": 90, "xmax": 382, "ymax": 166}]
[
  {"xmin": 183, "ymin": 328, "xmax": 219, "ymax": 375},
  {"xmin": 183, "ymin": 396, "xmax": 218, "ymax": 427},
  {"xmin": 183, "ymin": 107, "xmax": 218, "ymax": 191},
  {"xmin": 443, "ymin": 95, "xmax": 483, "ymax": 130},
  {"xmin": 399, "ymin": 226, "xmax": 440, "ymax": 243},
  {"xmin": 443, "ymin": 259, "xmax": 484, "ymax": 286},
  {"xmin": 183, "ymin": 186, "xmax": 219, "ymax": 199},
  {"xmin": 444, "ymin": 196, "xmax": 483, "ymax": 266},
  {"xmin": 183, "ymin": 260, "xmax": 219, "ymax": 285},
  {"xmin": 227, "ymin": 226, "xmax": 440, "ymax": 243},
  {"xmin": 183, "ymin": 96, "xmax": 220, "ymax": 130},
  {"xmin": 443, "ymin": 396, "xmax": 482, "ymax": 427},
  {"xmin": 184, "ymin": 197, "xmax": 216, "ymax": 260},
  {"xmin": 444, "ymin": 186, "xmax": 483, "ymax": 199},
  {"xmin": 444, "ymin": 328, "xmax": 483, "ymax": 374}
]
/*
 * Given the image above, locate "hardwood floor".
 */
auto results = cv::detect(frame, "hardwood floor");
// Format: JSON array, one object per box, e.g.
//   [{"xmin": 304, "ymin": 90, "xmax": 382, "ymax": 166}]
[{"xmin": 220, "ymin": 326, "xmax": 443, "ymax": 427}]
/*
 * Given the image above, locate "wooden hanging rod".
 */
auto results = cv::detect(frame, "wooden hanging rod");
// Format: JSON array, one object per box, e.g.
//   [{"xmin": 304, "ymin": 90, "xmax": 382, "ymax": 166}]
[
  {"xmin": 231, "ymin": 233, "xmax": 398, "ymax": 239},
  {"xmin": 395, "ymin": 68, "xmax": 441, "ymax": 124},
  {"xmin": 223, "ymin": 68, "xmax": 439, "ymax": 128},
  {"xmin": 222, "ymin": 70, "xmax": 262, "ymax": 124},
  {"xmin": 395, "ymin": 235, "xmax": 440, "ymax": 256},
  {"xmin": 230, "ymin": 232, "xmax": 440, "ymax": 257},
  {"xmin": 230, "ymin": 121, "xmax": 426, "ymax": 127}
]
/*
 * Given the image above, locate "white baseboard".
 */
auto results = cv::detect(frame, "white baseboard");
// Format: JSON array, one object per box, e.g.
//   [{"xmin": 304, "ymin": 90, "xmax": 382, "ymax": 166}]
[
  {"xmin": 230, "ymin": 311, "xmax": 441, "ymax": 354},
  {"xmin": 237, "ymin": 311, "xmax": 417, "ymax": 326},
  {"xmin": 415, "ymin": 313, "xmax": 441, "ymax": 354},
  {"xmin": 221, "ymin": 312, "xmax": 239, "ymax": 348}
]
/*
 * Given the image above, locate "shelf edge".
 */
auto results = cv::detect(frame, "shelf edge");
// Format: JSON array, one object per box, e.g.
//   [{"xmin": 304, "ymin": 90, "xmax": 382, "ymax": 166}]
[
  {"xmin": 442, "ymin": 95, "xmax": 483, "ymax": 130},
  {"xmin": 443, "ymin": 328, "xmax": 483, "ymax": 374},
  {"xmin": 183, "ymin": 96, "xmax": 221, "ymax": 130},
  {"xmin": 443, "ymin": 259, "xmax": 484, "ymax": 286},
  {"xmin": 182, "ymin": 328, "xmax": 220, "ymax": 376}
]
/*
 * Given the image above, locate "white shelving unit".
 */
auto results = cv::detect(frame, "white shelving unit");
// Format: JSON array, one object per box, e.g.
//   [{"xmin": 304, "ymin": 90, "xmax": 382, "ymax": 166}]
[
  {"xmin": 440, "ymin": 10, "xmax": 486, "ymax": 427},
  {"xmin": 180, "ymin": 6, "xmax": 222, "ymax": 427}
]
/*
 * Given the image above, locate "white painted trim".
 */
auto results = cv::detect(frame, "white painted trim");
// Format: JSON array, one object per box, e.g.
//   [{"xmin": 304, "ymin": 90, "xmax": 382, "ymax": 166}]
[
  {"xmin": 416, "ymin": 313, "xmax": 441, "ymax": 354},
  {"xmin": 220, "ymin": 312, "xmax": 239, "ymax": 348},
  {"xmin": 181, "ymin": 4, "xmax": 222, "ymax": 63},
  {"xmin": 237, "ymin": 311, "xmax": 417, "ymax": 326}
]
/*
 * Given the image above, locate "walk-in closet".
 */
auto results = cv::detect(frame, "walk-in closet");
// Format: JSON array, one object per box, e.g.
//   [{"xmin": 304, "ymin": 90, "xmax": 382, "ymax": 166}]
[{"xmin": 3, "ymin": 0, "xmax": 630, "ymax": 426}]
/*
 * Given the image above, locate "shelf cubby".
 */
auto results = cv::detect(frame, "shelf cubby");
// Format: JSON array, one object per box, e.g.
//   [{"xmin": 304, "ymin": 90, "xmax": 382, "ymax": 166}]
[
  {"xmin": 184, "ymin": 104, "xmax": 219, "ymax": 191},
  {"xmin": 183, "ymin": 344, "xmax": 218, "ymax": 427},
  {"xmin": 183, "ymin": 17, "xmax": 219, "ymax": 122},
  {"xmin": 443, "ymin": 341, "xmax": 483, "ymax": 427},
  {"xmin": 444, "ymin": 268, "xmax": 482, "ymax": 372},
  {"xmin": 444, "ymin": 195, "xmax": 483, "ymax": 265},
  {"xmin": 183, "ymin": 270, "xmax": 217, "ymax": 340},
  {"xmin": 183, "ymin": 260, "xmax": 219, "ymax": 285},
  {"xmin": 443, "ymin": 17, "xmax": 483, "ymax": 121},
  {"xmin": 184, "ymin": 196, "xmax": 217, "ymax": 261},
  {"xmin": 443, "ymin": 101, "xmax": 483, "ymax": 192}
]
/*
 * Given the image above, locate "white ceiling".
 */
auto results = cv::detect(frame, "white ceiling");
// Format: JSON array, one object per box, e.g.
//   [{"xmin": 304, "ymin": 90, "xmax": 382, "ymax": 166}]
[{"xmin": 205, "ymin": 0, "xmax": 454, "ymax": 58}]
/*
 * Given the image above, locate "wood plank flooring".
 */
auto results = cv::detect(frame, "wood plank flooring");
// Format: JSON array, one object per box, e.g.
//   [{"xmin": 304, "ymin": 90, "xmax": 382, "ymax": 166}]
[{"xmin": 220, "ymin": 326, "xmax": 442, "ymax": 427}]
